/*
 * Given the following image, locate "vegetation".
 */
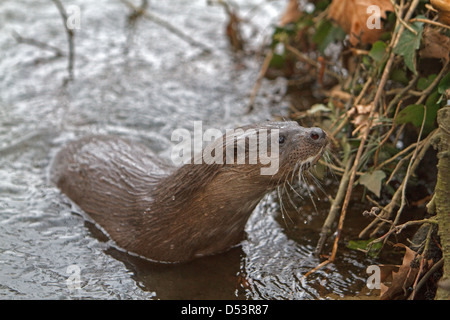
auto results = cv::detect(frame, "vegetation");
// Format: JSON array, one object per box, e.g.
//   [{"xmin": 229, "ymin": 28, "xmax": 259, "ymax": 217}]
[{"xmin": 250, "ymin": 0, "xmax": 450, "ymax": 299}]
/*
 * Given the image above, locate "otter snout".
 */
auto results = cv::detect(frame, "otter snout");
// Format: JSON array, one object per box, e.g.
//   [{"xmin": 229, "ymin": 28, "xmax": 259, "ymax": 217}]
[
  {"xmin": 307, "ymin": 127, "xmax": 327, "ymax": 145},
  {"xmin": 309, "ymin": 128, "xmax": 327, "ymax": 141}
]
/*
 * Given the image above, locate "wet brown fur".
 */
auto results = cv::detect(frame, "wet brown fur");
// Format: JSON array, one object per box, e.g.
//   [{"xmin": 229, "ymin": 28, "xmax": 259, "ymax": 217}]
[{"xmin": 51, "ymin": 121, "xmax": 327, "ymax": 262}]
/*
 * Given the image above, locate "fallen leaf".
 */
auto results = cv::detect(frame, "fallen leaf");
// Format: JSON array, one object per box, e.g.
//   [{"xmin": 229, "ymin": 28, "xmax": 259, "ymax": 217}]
[
  {"xmin": 380, "ymin": 244, "xmax": 419, "ymax": 300},
  {"xmin": 359, "ymin": 170, "xmax": 386, "ymax": 197},
  {"xmin": 226, "ymin": 10, "xmax": 244, "ymax": 51},
  {"xmin": 280, "ymin": 0, "xmax": 302, "ymax": 26},
  {"xmin": 219, "ymin": 1, "xmax": 244, "ymax": 51},
  {"xmin": 328, "ymin": 85, "xmax": 352, "ymax": 102},
  {"xmin": 419, "ymin": 26, "xmax": 450, "ymax": 62},
  {"xmin": 430, "ymin": 0, "xmax": 450, "ymax": 26},
  {"xmin": 328, "ymin": 0, "xmax": 394, "ymax": 46},
  {"xmin": 355, "ymin": 104, "xmax": 374, "ymax": 114},
  {"xmin": 347, "ymin": 238, "xmax": 383, "ymax": 257},
  {"xmin": 347, "ymin": 103, "xmax": 381, "ymax": 135}
]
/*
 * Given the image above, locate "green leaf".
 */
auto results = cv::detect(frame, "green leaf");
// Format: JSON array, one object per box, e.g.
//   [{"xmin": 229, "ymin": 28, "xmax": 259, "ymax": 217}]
[
  {"xmin": 393, "ymin": 19, "xmax": 424, "ymax": 75},
  {"xmin": 269, "ymin": 53, "xmax": 286, "ymax": 69},
  {"xmin": 417, "ymin": 74, "xmax": 437, "ymax": 91},
  {"xmin": 312, "ymin": 20, "xmax": 346, "ymax": 53},
  {"xmin": 438, "ymin": 72, "xmax": 450, "ymax": 94},
  {"xmin": 358, "ymin": 170, "xmax": 386, "ymax": 198},
  {"xmin": 369, "ymin": 41, "xmax": 387, "ymax": 63},
  {"xmin": 347, "ymin": 238, "xmax": 383, "ymax": 257},
  {"xmin": 395, "ymin": 94, "xmax": 439, "ymax": 134},
  {"xmin": 390, "ymin": 69, "xmax": 409, "ymax": 85},
  {"xmin": 424, "ymin": 90, "xmax": 441, "ymax": 133},
  {"xmin": 396, "ymin": 104, "xmax": 425, "ymax": 127}
]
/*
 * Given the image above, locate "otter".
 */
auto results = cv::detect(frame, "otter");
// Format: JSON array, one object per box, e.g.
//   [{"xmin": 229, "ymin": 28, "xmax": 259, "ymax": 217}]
[{"xmin": 51, "ymin": 121, "xmax": 327, "ymax": 263}]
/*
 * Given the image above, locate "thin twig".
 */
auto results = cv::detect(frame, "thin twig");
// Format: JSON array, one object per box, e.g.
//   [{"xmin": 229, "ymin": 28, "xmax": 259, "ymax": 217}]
[
  {"xmin": 371, "ymin": 217, "xmax": 437, "ymax": 245},
  {"xmin": 248, "ymin": 49, "xmax": 273, "ymax": 111},
  {"xmin": 392, "ymin": 105, "xmax": 427, "ymax": 228},
  {"xmin": 409, "ymin": 258, "xmax": 443, "ymax": 299},
  {"xmin": 285, "ymin": 44, "xmax": 342, "ymax": 81},
  {"xmin": 315, "ymin": 155, "xmax": 354, "ymax": 256},
  {"xmin": 120, "ymin": 0, "xmax": 212, "ymax": 53},
  {"xmin": 390, "ymin": 0, "xmax": 418, "ymax": 35},
  {"xmin": 12, "ymin": 30, "xmax": 65, "ymax": 57},
  {"xmin": 51, "ymin": 0, "xmax": 75, "ymax": 80},
  {"xmin": 410, "ymin": 18, "xmax": 450, "ymax": 30}
]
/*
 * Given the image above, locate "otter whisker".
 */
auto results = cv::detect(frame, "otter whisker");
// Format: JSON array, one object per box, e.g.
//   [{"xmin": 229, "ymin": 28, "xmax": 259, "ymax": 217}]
[
  {"xmin": 282, "ymin": 181, "xmax": 300, "ymax": 213},
  {"xmin": 322, "ymin": 150, "xmax": 338, "ymax": 181},
  {"xmin": 277, "ymin": 185, "xmax": 294, "ymax": 227},
  {"xmin": 286, "ymin": 179, "xmax": 303, "ymax": 200},
  {"xmin": 302, "ymin": 171, "xmax": 320, "ymax": 216},
  {"xmin": 308, "ymin": 167, "xmax": 327, "ymax": 197},
  {"xmin": 291, "ymin": 161, "xmax": 301, "ymax": 182}
]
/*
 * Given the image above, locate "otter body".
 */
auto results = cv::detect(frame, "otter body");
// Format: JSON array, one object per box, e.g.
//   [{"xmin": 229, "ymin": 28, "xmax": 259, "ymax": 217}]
[{"xmin": 51, "ymin": 122, "xmax": 327, "ymax": 262}]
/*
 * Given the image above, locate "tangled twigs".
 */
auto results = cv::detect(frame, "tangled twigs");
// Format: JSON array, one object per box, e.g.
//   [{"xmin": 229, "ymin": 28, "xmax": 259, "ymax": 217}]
[
  {"xmin": 361, "ymin": 49, "xmax": 449, "ymax": 239},
  {"xmin": 13, "ymin": 0, "xmax": 75, "ymax": 81},
  {"xmin": 285, "ymin": 44, "xmax": 342, "ymax": 81},
  {"xmin": 303, "ymin": 0, "xmax": 423, "ymax": 279},
  {"xmin": 315, "ymin": 155, "xmax": 354, "ymax": 256},
  {"xmin": 371, "ymin": 217, "xmax": 438, "ymax": 245},
  {"xmin": 359, "ymin": 129, "xmax": 438, "ymax": 238}
]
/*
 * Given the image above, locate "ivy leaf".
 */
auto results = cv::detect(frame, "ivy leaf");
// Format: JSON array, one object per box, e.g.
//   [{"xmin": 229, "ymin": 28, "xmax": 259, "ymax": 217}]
[
  {"xmin": 396, "ymin": 104, "xmax": 425, "ymax": 128},
  {"xmin": 417, "ymin": 74, "xmax": 437, "ymax": 91},
  {"xmin": 393, "ymin": 18, "xmax": 424, "ymax": 75},
  {"xmin": 369, "ymin": 41, "xmax": 387, "ymax": 63},
  {"xmin": 312, "ymin": 19, "xmax": 346, "ymax": 53},
  {"xmin": 359, "ymin": 170, "xmax": 386, "ymax": 197},
  {"xmin": 390, "ymin": 68, "xmax": 409, "ymax": 85},
  {"xmin": 395, "ymin": 91, "xmax": 440, "ymax": 134},
  {"xmin": 347, "ymin": 238, "xmax": 383, "ymax": 257},
  {"xmin": 438, "ymin": 72, "xmax": 450, "ymax": 94}
]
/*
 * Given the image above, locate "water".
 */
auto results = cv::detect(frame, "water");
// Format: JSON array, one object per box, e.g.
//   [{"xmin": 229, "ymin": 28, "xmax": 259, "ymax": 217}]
[{"xmin": 1, "ymin": 0, "xmax": 375, "ymax": 299}]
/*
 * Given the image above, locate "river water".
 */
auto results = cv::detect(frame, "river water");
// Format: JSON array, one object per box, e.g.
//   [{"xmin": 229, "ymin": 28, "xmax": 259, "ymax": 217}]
[{"xmin": 0, "ymin": 0, "xmax": 375, "ymax": 299}]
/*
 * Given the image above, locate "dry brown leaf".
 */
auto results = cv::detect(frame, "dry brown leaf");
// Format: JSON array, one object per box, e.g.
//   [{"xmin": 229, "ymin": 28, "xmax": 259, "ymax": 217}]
[
  {"xmin": 328, "ymin": 0, "xmax": 394, "ymax": 46},
  {"xmin": 430, "ymin": 0, "xmax": 450, "ymax": 26},
  {"xmin": 347, "ymin": 103, "xmax": 381, "ymax": 135},
  {"xmin": 419, "ymin": 26, "xmax": 450, "ymax": 62},
  {"xmin": 327, "ymin": 85, "xmax": 352, "ymax": 102},
  {"xmin": 280, "ymin": 0, "xmax": 302, "ymax": 26},
  {"xmin": 380, "ymin": 244, "xmax": 419, "ymax": 300},
  {"xmin": 355, "ymin": 104, "xmax": 374, "ymax": 114},
  {"xmin": 225, "ymin": 9, "xmax": 244, "ymax": 51}
]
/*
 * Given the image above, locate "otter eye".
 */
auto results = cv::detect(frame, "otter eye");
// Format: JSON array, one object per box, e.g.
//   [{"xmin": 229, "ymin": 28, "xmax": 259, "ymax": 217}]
[
  {"xmin": 310, "ymin": 133, "xmax": 319, "ymax": 140},
  {"xmin": 279, "ymin": 135, "xmax": 286, "ymax": 144}
]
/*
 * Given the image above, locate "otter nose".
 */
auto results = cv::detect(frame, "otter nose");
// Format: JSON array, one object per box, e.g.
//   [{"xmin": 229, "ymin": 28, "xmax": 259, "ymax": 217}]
[{"xmin": 309, "ymin": 128, "xmax": 326, "ymax": 141}]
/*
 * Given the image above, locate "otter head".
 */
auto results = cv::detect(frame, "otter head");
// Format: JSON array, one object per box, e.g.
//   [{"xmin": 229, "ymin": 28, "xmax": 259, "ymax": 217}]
[
  {"xmin": 202, "ymin": 121, "xmax": 328, "ymax": 188},
  {"xmin": 272, "ymin": 121, "xmax": 328, "ymax": 182}
]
